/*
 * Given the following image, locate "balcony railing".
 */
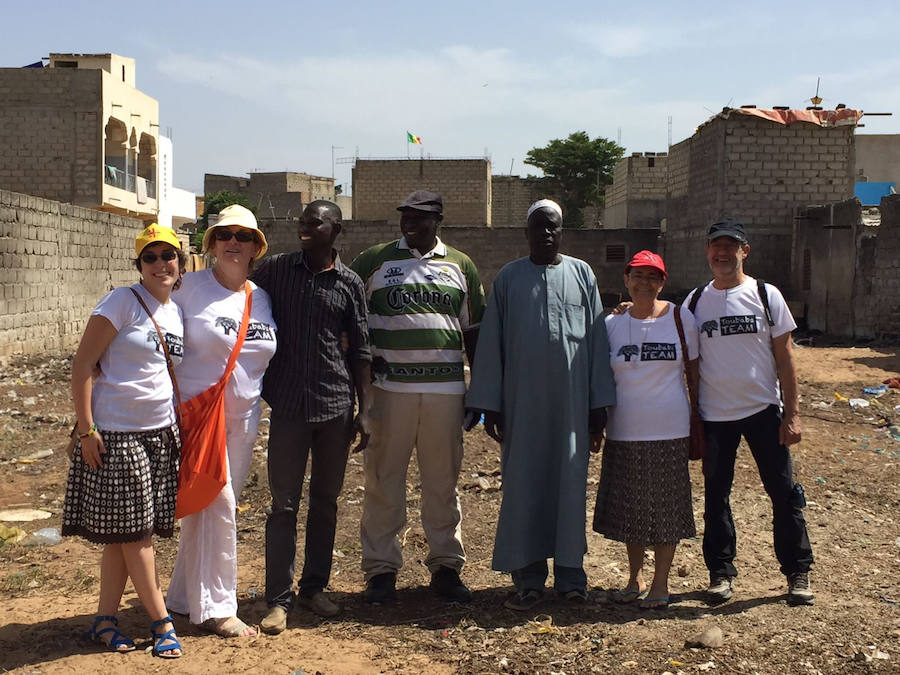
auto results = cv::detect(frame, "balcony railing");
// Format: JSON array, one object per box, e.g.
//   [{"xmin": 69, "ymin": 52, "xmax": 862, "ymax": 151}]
[
  {"xmin": 104, "ymin": 164, "xmax": 156, "ymax": 200},
  {"xmin": 138, "ymin": 176, "xmax": 157, "ymax": 199},
  {"xmin": 104, "ymin": 164, "xmax": 126, "ymax": 189}
]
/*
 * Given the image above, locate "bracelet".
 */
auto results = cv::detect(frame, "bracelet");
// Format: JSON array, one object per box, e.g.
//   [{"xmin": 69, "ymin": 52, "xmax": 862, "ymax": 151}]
[{"xmin": 78, "ymin": 423, "xmax": 98, "ymax": 439}]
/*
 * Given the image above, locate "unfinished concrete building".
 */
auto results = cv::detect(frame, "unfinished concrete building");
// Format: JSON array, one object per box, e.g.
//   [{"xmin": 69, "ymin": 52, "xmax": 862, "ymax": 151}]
[
  {"xmin": 351, "ymin": 158, "xmax": 491, "ymax": 226},
  {"xmin": 661, "ymin": 107, "xmax": 859, "ymax": 293},
  {"xmin": 204, "ymin": 171, "xmax": 344, "ymax": 220},
  {"xmin": 605, "ymin": 152, "xmax": 667, "ymax": 230}
]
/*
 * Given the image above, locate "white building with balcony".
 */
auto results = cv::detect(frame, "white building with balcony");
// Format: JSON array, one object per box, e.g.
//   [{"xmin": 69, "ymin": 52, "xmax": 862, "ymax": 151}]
[{"xmin": 0, "ymin": 53, "xmax": 193, "ymax": 226}]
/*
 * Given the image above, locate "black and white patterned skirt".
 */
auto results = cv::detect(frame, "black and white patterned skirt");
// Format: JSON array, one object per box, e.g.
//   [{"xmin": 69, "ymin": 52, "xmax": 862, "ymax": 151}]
[
  {"xmin": 62, "ymin": 425, "xmax": 180, "ymax": 544},
  {"xmin": 592, "ymin": 437, "xmax": 696, "ymax": 545}
]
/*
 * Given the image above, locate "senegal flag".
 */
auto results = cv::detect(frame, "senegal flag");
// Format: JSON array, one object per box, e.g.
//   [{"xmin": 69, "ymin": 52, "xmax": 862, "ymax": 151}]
[{"xmin": 407, "ymin": 131, "xmax": 423, "ymax": 145}]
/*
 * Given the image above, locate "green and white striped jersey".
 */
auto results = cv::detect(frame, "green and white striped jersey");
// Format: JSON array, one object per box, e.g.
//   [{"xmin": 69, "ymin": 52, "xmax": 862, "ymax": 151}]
[{"xmin": 350, "ymin": 237, "xmax": 485, "ymax": 394}]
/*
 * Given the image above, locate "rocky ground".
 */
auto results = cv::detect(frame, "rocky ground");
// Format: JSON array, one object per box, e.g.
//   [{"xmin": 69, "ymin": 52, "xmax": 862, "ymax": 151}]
[{"xmin": 0, "ymin": 345, "xmax": 898, "ymax": 674}]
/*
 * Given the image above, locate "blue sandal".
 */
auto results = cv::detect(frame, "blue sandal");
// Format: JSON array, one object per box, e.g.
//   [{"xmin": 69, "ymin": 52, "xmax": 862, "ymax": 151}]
[
  {"xmin": 149, "ymin": 615, "xmax": 182, "ymax": 659},
  {"xmin": 84, "ymin": 615, "xmax": 135, "ymax": 653}
]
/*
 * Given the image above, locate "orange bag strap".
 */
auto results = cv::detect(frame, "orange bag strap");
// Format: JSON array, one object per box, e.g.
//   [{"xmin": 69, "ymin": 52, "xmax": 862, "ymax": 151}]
[
  {"xmin": 131, "ymin": 287, "xmax": 182, "ymax": 420},
  {"xmin": 220, "ymin": 281, "xmax": 253, "ymax": 386}
]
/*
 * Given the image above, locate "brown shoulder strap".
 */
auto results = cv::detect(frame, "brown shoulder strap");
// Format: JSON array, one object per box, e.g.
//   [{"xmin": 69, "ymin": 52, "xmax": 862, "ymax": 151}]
[
  {"xmin": 130, "ymin": 287, "xmax": 182, "ymax": 418},
  {"xmin": 673, "ymin": 304, "xmax": 700, "ymax": 409},
  {"xmin": 673, "ymin": 305, "xmax": 688, "ymax": 357}
]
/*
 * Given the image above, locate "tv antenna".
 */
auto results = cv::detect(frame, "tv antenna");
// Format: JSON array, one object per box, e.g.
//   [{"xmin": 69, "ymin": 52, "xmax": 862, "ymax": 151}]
[{"xmin": 807, "ymin": 77, "xmax": 824, "ymax": 109}]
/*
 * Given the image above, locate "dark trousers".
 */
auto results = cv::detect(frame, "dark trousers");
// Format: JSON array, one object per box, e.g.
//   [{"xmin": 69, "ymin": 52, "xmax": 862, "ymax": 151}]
[
  {"xmin": 702, "ymin": 404, "xmax": 813, "ymax": 579},
  {"xmin": 511, "ymin": 560, "xmax": 587, "ymax": 594},
  {"xmin": 265, "ymin": 409, "xmax": 352, "ymax": 609}
]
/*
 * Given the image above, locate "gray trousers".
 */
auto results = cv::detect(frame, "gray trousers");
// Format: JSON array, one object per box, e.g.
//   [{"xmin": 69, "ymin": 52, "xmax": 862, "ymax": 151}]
[{"xmin": 265, "ymin": 409, "xmax": 352, "ymax": 608}]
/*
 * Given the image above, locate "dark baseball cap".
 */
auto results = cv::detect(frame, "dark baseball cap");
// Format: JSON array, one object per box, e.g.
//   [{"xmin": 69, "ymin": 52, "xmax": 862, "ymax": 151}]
[
  {"xmin": 397, "ymin": 190, "xmax": 443, "ymax": 214},
  {"xmin": 707, "ymin": 219, "xmax": 748, "ymax": 244}
]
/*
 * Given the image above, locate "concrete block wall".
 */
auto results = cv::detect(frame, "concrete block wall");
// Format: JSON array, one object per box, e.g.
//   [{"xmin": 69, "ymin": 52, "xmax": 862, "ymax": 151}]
[
  {"xmin": 722, "ymin": 117, "xmax": 854, "ymax": 227},
  {"xmin": 867, "ymin": 194, "xmax": 900, "ymax": 339},
  {"xmin": 0, "ymin": 68, "xmax": 102, "ymax": 207},
  {"xmin": 352, "ymin": 159, "xmax": 491, "ymax": 226},
  {"xmin": 0, "ymin": 189, "xmax": 142, "ymax": 356},
  {"xmin": 791, "ymin": 199, "xmax": 864, "ymax": 336},
  {"xmin": 204, "ymin": 173, "xmax": 248, "ymax": 196},
  {"xmin": 491, "ymin": 175, "xmax": 547, "ymax": 227},
  {"xmin": 664, "ymin": 115, "xmax": 855, "ymax": 294},
  {"xmin": 606, "ymin": 158, "xmax": 629, "ymax": 208},
  {"xmin": 854, "ymin": 134, "xmax": 900, "ymax": 184}
]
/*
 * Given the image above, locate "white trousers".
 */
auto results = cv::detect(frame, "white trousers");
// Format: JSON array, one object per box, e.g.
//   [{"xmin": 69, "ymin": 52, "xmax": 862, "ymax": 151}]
[{"xmin": 167, "ymin": 407, "xmax": 260, "ymax": 623}]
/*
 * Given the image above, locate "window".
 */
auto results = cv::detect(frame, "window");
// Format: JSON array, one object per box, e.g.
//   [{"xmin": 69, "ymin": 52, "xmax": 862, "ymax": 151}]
[
  {"xmin": 55, "ymin": 61, "xmax": 77, "ymax": 68},
  {"xmin": 648, "ymin": 157, "xmax": 655, "ymax": 168},
  {"xmin": 606, "ymin": 244, "xmax": 626, "ymax": 263},
  {"xmin": 122, "ymin": 65, "xmax": 126, "ymax": 81}
]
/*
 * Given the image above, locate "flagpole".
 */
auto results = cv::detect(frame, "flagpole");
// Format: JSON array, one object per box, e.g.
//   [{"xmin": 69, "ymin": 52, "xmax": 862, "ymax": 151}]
[{"xmin": 406, "ymin": 132, "xmax": 410, "ymax": 159}]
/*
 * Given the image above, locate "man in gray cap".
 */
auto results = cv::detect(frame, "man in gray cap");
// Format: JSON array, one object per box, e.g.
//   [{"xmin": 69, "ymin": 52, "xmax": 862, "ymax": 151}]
[
  {"xmin": 686, "ymin": 219, "xmax": 813, "ymax": 607},
  {"xmin": 350, "ymin": 190, "xmax": 486, "ymax": 604}
]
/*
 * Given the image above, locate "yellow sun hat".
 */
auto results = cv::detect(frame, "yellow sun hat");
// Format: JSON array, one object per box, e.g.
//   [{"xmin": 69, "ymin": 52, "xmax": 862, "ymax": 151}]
[{"xmin": 135, "ymin": 223, "xmax": 181, "ymax": 257}]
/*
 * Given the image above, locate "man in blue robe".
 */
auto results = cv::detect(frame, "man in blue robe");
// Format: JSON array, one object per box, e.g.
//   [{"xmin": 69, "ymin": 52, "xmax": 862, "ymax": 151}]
[{"xmin": 466, "ymin": 199, "xmax": 616, "ymax": 610}]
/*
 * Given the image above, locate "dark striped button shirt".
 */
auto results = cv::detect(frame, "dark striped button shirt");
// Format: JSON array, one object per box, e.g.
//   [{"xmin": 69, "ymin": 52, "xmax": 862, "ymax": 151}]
[{"xmin": 252, "ymin": 251, "xmax": 371, "ymax": 422}]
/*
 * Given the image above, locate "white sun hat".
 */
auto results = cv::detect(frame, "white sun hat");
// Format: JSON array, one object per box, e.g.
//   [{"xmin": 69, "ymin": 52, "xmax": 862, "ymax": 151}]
[{"xmin": 202, "ymin": 203, "xmax": 268, "ymax": 259}]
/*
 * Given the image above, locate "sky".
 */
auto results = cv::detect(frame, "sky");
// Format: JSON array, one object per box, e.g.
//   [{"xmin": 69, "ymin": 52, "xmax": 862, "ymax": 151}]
[{"xmin": 3, "ymin": 1, "xmax": 899, "ymax": 195}]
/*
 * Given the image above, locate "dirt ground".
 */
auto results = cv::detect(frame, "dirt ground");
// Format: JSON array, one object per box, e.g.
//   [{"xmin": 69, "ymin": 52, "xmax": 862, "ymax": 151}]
[{"xmin": 0, "ymin": 345, "xmax": 899, "ymax": 674}]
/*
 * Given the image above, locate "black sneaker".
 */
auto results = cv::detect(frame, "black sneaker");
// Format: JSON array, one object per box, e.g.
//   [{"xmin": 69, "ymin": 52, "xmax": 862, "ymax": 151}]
[
  {"xmin": 430, "ymin": 567, "xmax": 473, "ymax": 603},
  {"xmin": 363, "ymin": 572, "xmax": 397, "ymax": 604},
  {"xmin": 787, "ymin": 572, "xmax": 814, "ymax": 606},
  {"xmin": 706, "ymin": 576, "xmax": 734, "ymax": 603}
]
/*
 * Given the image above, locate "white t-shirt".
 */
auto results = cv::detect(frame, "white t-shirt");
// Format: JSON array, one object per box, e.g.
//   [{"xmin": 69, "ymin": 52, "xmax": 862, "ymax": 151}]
[
  {"xmin": 175, "ymin": 269, "xmax": 277, "ymax": 419},
  {"xmin": 605, "ymin": 303, "xmax": 699, "ymax": 441},
  {"xmin": 683, "ymin": 277, "xmax": 796, "ymax": 422},
  {"xmin": 91, "ymin": 284, "xmax": 184, "ymax": 431}
]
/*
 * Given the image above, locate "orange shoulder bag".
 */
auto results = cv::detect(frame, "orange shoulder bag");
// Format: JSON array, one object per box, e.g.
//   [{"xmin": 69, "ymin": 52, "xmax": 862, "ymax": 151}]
[{"xmin": 175, "ymin": 282, "xmax": 252, "ymax": 518}]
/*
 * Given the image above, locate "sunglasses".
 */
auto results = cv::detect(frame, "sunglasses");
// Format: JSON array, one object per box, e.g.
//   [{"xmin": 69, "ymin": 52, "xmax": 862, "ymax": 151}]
[
  {"xmin": 213, "ymin": 228, "xmax": 256, "ymax": 243},
  {"xmin": 140, "ymin": 249, "xmax": 178, "ymax": 264}
]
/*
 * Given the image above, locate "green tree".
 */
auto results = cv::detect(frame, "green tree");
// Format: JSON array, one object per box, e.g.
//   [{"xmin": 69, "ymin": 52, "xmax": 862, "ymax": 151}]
[
  {"xmin": 193, "ymin": 190, "xmax": 256, "ymax": 249},
  {"xmin": 524, "ymin": 131, "xmax": 625, "ymax": 228}
]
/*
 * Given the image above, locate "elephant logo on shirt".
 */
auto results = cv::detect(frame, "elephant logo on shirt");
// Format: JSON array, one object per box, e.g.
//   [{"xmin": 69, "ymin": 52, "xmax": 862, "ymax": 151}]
[
  {"xmin": 215, "ymin": 317, "xmax": 238, "ymax": 335},
  {"xmin": 617, "ymin": 344, "xmax": 639, "ymax": 362},
  {"xmin": 701, "ymin": 320, "xmax": 720, "ymax": 338}
]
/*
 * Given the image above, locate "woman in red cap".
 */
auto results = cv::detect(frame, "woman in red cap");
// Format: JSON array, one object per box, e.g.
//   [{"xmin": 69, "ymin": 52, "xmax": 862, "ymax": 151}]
[
  {"xmin": 62, "ymin": 224, "xmax": 186, "ymax": 657},
  {"xmin": 593, "ymin": 250, "xmax": 699, "ymax": 609}
]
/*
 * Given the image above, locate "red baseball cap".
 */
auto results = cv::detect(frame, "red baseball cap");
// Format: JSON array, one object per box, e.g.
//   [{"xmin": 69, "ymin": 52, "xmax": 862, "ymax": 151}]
[{"xmin": 625, "ymin": 250, "xmax": 667, "ymax": 279}]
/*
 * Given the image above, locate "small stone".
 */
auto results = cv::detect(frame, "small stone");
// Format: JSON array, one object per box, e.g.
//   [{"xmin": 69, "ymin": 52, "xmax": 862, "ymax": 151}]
[
  {"xmin": 677, "ymin": 565, "xmax": 689, "ymax": 577},
  {"xmin": 686, "ymin": 626, "xmax": 725, "ymax": 649}
]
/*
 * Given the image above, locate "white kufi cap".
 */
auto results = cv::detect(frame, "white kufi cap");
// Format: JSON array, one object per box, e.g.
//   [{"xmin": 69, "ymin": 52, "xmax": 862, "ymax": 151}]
[{"xmin": 527, "ymin": 199, "xmax": 563, "ymax": 219}]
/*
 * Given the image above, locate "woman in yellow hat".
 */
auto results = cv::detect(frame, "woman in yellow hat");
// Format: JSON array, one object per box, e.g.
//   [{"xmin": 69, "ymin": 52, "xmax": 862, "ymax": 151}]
[
  {"xmin": 167, "ymin": 204, "xmax": 277, "ymax": 637},
  {"xmin": 62, "ymin": 224, "xmax": 186, "ymax": 658}
]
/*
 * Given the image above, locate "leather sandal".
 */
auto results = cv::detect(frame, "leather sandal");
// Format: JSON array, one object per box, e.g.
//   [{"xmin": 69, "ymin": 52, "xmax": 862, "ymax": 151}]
[
  {"xmin": 84, "ymin": 615, "xmax": 135, "ymax": 653},
  {"xmin": 149, "ymin": 615, "xmax": 182, "ymax": 659}
]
